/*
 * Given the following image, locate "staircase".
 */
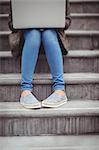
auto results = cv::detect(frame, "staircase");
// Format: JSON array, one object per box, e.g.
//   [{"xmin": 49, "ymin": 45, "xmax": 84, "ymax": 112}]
[{"xmin": 0, "ymin": 0, "xmax": 99, "ymax": 149}]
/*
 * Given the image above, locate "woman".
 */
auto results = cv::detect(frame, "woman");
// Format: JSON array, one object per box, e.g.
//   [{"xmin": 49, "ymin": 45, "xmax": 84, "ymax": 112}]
[{"xmin": 8, "ymin": 1, "xmax": 71, "ymax": 109}]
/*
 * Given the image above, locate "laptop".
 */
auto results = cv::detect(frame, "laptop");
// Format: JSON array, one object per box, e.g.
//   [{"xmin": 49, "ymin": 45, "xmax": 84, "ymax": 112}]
[{"xmin": 11, "ymin": 0, "xmax": 66, "ymax": 29}]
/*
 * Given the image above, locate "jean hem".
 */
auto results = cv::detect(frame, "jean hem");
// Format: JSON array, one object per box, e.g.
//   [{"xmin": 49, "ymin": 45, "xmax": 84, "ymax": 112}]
[
  {"xmin": 20, "ymin": 88, "xmax": 33, "ymax": 92},
  {"xmin": 52, "ymin": 86, "xmax": 65, "ymax": 91}
]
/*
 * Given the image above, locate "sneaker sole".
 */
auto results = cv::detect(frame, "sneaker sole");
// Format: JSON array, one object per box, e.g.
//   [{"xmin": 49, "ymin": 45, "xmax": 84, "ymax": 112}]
[
  {"xmin": 42, "ymin": 100, "xmax": 67, "ymax": 108},
  {"xmin": 20, "ymin": 102, "xmax": 41, "ymax": 109}
]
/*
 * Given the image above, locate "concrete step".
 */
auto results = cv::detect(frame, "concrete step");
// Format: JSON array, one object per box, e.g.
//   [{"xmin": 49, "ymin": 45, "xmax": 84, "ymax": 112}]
[
  {"xmin": 0, "ymin": 73, "xmax": 99, "ymax": 101},
  {"xmin": 0, "ymin": 30, "xmax": 99, "ymax": 51},
  {"xmin": 0, "ymin": 31, "xmax": 10, "ymax": 51},
  {"xmin": 65, "ymin": 30, "xmax": 99, "ymax": 50},
  {"xmin": 70, "ymin": 13, "xmax": 99, "ymax": 30},
  {"xmin": 0, "ymin": 0, "xmax": 10, "ymax": 14},
  {"xmin": 0, "ymin": 135, "xmax": 99, "ymax": 150},
  {"xmin": 0, "ymin": 0, "xmax": 99, "ymax": 14},
  {"xmin": 70, "ymin": 0, "xmax": 99, "ymax": 13},
  {"xmin": 1, "ymin": 13, "xmax": 99, "ymax": 31},
  {"xmin": 0, "ymin": 14, "xmax": 9, "ymax": 30},
  {"xmin": 0, "ymin": 100, "xmax": 99, "ymax": 135},
  {"xmin": 0, "ymin": 50, "xmax": 99, "ymax": 73}
]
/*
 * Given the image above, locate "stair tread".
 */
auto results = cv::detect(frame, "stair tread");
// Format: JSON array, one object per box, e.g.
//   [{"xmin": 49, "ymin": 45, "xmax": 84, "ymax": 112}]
[
  {"xmin": 0, "ymin": 0, "xmax": 10, "ymax": 3},
  {"xmin": 1, "ymin": 13, "xmax": 99, "ymax": 17},
  {"xmin": 71, "ymin": 13, "xmax": 99, "ymax": 17},
  {"xmin": 0, "ymin": 73, "xmax": 99, "ymax": 84},
  {"xmin": 0, "ymin": 0, "xmax": 99, "ymax": 3},
  {"xmin": 1, "ymin": 30, "xmax": 99, "ymax": 36},
  {"xmin": 0, "ymin": 135, "xmax": 99, "ymax": 150},
  {"xmin": 0, "ymin": 14, "xmax": 9, "ymax": 17},
  {"xmin": 70, "ymin": 0, "xmax": 99, "ymax": 2},
  {"xmin": 1, "ymin": 50, "xmax": 99, "ymax": 58},
  {"xmin": 0, "ymin": 100, "xmax": 99, "ymax": 117},
  {"xmin": 65, "ymin": 30, "xmax": 99, "ymax": 35}
]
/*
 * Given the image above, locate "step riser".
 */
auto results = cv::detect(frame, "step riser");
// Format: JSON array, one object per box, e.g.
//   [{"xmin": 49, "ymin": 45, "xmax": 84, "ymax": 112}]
[
  {"xmin": 1, "ymin": 83, "xmax": 99, "ymax": 102},
  {"xmin": 0, "ymin": 57, "xmax": 99, "ymax": 73},
  {"xmin": 0, "ymin": 116, "xmax": 99, "ymax": 136},
  {"xmin": 0, "ymin": 3, "xmax": 10, "ymax": 14},
  {"xmin": 1, "ymin": 16, "xmax": 99, "ymax": 31},
  {"xmin": 0, "ymin": 2, "xmax": 99, "ymax": 14},
  {"xmin": 70, "ymin": 17, "xmax": 99, "ymax": 30},
  {"xmin": 0, "ymin": 16, "xmax": 9, "ymax": 31},
  {"xmin": 67, "ymin": 35, "xmax": 99, "ymax": 50},
  {"xmin": 70, "ymin": 2, "xmax": 99, "ymax": 13},
  {"xmin": 0, "ymin": 35, "xmax": 99, "ymax": 51},
  {"xmin": 64, "ymin": 57, "xmax": 99, "ymax": 73},
  {"xmin": 0, "ymin": 35, "xmax": 10, "ymax": 51}
]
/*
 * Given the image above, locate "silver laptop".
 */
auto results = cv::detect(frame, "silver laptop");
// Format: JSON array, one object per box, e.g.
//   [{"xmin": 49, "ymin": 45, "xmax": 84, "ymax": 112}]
[{"xmin": 11, "ymin": 0, "xmax": 66, "ymax": 29}]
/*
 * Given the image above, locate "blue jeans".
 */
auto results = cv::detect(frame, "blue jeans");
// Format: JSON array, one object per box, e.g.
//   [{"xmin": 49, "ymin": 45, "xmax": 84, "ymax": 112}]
[{"xmin": 20, "ymin": 29, "xmax": 65, "ymax": 91}]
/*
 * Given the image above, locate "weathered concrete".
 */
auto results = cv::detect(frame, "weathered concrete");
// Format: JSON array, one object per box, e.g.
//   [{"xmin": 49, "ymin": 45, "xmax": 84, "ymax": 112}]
[
  {"xmin": 0, "ymin": 0, "xmax": 10, "ymax": 14},
  {"xmin": 0, "ymin": 30, "xmax": 99, "ymax": 51},
  {"xmin": 0, "ymin": 101, "xmax": 99, "ymax": 136},
  {"xmin": 70, "ymin": 13, "xmax": 99, "ymax": 30},
  {"xmin": 0, "ymin": 0, "xmax": 99, "ymax": 139},
  {"xmin": 0, "ymin": 135, "xmax": 99, "ymax": 150},
  {"xmin": 0, "ymin": 51, "xmax": 99, "ymax": 73},
  {"xmin": 0, "ymin": 73, "xmax": 99, "ymax": 101},
  {"xmin": 0, "ymin": 14, "xmax": 9, "ymax": 30},
  {"xmin": 70, "ymin": 0, "xmax": 99, "ymax": 13}
]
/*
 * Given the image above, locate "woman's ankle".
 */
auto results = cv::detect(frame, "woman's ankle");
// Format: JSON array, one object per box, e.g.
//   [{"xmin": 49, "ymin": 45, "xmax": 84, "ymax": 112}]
[
  {"xmin": 21, "ymin": 90, "xmax": 32, "ymax": 97},
  {"xmin": 54, "ymin": 89, "xmax": 66, "ymax": 96}
]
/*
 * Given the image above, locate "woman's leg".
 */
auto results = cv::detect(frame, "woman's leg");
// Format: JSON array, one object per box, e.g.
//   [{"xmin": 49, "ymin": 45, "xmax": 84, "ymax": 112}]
[
  {"xmin": 42, "ymin": 29, "xmax": 65, "ymax": 91},
  {"xmin": 21, "ymin": 29, "xmax": 41, "ymax": 92},
  {"xmin": 42, "ymin": 29, "xmax": 67, "ymax": 108}
]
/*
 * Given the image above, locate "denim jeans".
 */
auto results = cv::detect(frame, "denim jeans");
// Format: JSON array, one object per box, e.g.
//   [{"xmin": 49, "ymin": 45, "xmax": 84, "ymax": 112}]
[{"xmin": 20, "ymin": 29, "xmax": 65, "ymax": 91}]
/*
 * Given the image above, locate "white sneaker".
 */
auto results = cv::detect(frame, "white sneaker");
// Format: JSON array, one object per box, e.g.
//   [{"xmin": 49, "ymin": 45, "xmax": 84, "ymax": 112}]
[
  {"xmin": 42, "ymin": 92, "xmax": 68, "ymax": 108},
  {"xmin": 20, "ymin": 93, "xmax": 41, "ymax": 109}
]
